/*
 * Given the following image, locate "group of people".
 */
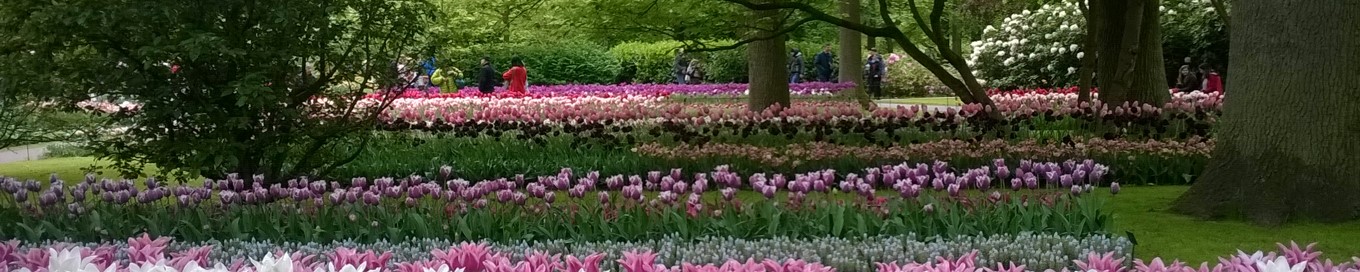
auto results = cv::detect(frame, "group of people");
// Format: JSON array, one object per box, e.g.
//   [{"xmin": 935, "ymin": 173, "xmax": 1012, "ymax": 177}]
[
  {"xmin": 1176, "ymin": 57, "xmax": 1223, "ymax": 93},
  {"xmin": 671, "ymin": 44, "xmax": 890, "ymax": 98},
  {"xmin": 673, "ymin": 49, "xmax": 706, "ymax": 84},
  {"xmin": 789, "ymin": 45, "xmax": 889, "ymax": 99},
  {"xmin": 400, "ymin": 56, "xmax": 529, "ymax": 94}
]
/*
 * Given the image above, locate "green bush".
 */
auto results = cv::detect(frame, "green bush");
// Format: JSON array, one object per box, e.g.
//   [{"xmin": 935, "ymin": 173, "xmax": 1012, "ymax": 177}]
[
  {"xmin": 883, "ymin": 58, "xmax": 948, "ymax": 97},
  {"xmin": 448, "ymin": 40, "xmax": 619, "ymax": 85},
  {"xmin": 968, "ymin": 0, "xmax": 1228, "ymax": 88},
  {"xmin": 609, "ymin": 41, "xmax": 684, "ymax": 83}
]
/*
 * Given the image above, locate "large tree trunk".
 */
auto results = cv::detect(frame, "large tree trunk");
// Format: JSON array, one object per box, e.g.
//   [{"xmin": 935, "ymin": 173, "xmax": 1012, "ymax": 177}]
[
  {"xmin": 1091, "ymin": 0, "xmax": 1170, "ymax": 105},
  {"xmin": 837, "ymin": 0, "xmax": 864, "ymax": 86},
  {"xmin": 747, "ymin": 0, "xmax": 790, "ymax": 111},
  {"xmin": 1075, "ymin": 0, "xmax": 1098, "ymax": 103},
  {"xmin": 1172, "ymin": 0, "xmax": 1360, "ymax": 226}
]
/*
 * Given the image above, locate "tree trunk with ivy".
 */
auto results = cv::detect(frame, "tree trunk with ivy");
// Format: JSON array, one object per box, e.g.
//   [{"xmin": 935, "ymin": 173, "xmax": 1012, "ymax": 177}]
[
  {"xmin": 1171, "ymin": 0, "xmax": 1360, "ymax": 225},
  {"xmin": 1090, "ymin": 0, "xmax": 1170, "ymax": 105},
  {"xmin": 747, "ymin": 0, "xmax": 791, "ymax": 111}
]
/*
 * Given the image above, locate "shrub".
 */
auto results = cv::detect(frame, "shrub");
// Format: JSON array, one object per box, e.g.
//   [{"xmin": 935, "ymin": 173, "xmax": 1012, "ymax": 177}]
[
  {"xmin": 883, "ymin": 55, "xmax": 949, "ymax": 97},
  {"xmin": 609, "ymin": 41, "xmax": 685, "ymax": 84},
  {"xmin": 968, "ymin": 0, "xmax": 1228, "ymax": 88},
  {"xmin": 449, "ymin": 40, "xmax": 620, "ymax": 85}
]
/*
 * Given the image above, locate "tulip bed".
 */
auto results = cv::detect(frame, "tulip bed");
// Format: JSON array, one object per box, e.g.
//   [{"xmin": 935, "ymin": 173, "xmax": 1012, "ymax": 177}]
[
  {"xmin": 3, "ymin": 238, "xmax": 1357, "ymax": 272},
  {"xmin": 2, "ymin": 159, "xmax": 1114, "ymax": 242},
  {"xmin": 38, "ymin": 86, "xmax": 1244, "ymax": 270}
]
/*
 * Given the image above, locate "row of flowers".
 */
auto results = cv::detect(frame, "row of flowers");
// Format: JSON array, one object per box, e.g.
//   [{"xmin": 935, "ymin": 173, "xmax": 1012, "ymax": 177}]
[
  {"xmin": 3, "ymin": 238, "xmax": 1355, "ymax": 272},
  {"xmin": 1, "ymin": 160, "xmax": 1115, "ymax": 242},
  {"xmin": 2, "ymin": 233, "xmax": 1133, "ymax": 272},
  {"xmin": 633, "ymin": 138, "xmax": 1213, "ymax": 168},
  {"xmin": 74, "ymin": 82, "xmax": 857, "ymax": 113},
  {"xmin": 4, "ymin": 159, "xmax": 1114, "ymax": 209},
  {"xmin": 444, "ymin": 82, "xmax": 857, "ymax": 98}
]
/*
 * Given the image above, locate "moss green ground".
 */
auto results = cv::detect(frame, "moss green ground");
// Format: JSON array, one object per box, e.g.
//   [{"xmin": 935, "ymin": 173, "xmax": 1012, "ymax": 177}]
[{"xmin": 2, "ymin": 157, "xmax": 1357, "ymax": 263}]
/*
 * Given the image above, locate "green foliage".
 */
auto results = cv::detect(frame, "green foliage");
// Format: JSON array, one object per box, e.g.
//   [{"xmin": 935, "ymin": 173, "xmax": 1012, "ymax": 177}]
[
  {"xmin": 610, "ymin": 41, "xmax": 686, "ymax": 84},
  {"xmin": 0, "ymin": 0, "xmax": 435, "ymax": 181},
  {"xmin": 448, "ymin": 40, "xmax": 619, "ymax": 85},
  {"xmin": 968, "ymin": 0, "xmax": 1228, "ymax": 88},
  {"xmin": 884, "ymin": 60, "xmax": 949, "ymax": 97}
]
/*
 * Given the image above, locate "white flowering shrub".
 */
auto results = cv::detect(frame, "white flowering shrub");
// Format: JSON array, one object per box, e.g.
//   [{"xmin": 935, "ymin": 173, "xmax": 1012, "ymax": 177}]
[
  {"xmin": 968, "ymin": 0, "xmax": 1227, "ymax": 88},
  {"xmin": 967, "ymin": 2, "xmax": 1085, "ymax": 89}
]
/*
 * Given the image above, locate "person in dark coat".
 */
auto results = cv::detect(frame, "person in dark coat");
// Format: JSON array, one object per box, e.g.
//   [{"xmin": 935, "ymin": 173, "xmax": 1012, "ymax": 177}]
[
  {"xmin": 1176, "ymin": 57, "xmax": 1200, "ymax": 93},
  {"xmin": 814, "ymin": 44, "xmax": 834, "ymax": 82},
  {"xmin": 865, "ymin": 48, "xmax": 886, "ymax": 99},
  {"xmin": 673, "ymin": 48, "xmax": 690, "ymax": 84},
  {"xmin": 477, "ymin": 56, "xmax": 499, "ymax": 94},
  {"xmin": 788, "ymin": 48, "xmax": 804, "ymax": 83}
]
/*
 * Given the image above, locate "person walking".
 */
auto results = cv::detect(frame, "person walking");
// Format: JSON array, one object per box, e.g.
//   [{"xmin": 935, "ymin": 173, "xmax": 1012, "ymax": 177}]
[
  {"xmin": 502, "ymin": 56, "xmax": 528, "ymax": 94},
  {"xmin": 814, "ymin": 44, "xmax": 834, "ymax": 82},
  {"xmin": 788, "ymin": 48, "xmax": 804, "ymax": 83},
  {"xmin": 865, "ymin": 48, "xmax": 886, "ymax": 99},
  {"xmin": 1176, "ymin": 57, "xmax": 1200, "ymax": 93},
  {"xmin": 477, "ymin": 56, "xmax": 499, "ymax": 94}
]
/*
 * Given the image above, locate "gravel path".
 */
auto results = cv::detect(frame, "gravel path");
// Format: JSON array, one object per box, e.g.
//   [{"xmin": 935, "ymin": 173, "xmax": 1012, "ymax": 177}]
[{"xmin": 0, "ymin": 143, "xmax": 50, "ymax": 164}]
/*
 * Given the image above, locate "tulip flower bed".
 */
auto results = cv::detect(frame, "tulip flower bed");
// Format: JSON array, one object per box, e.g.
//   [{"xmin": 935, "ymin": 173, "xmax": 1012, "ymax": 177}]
[
  {"xmin": 0, "ymin": 233, "xmax": 1132, "ymax": 272},
  {"xmin": 451, "ymin": 82, "xmax": 857, "ymax": 97},
  {"xmin": 0, "ymin": 160, "xmax": 1115, "ymax": 242},
  {"xmin": 4, "ymin": 238, "xmax": 1356, "ymax": 272},
  {"xmin": 633, "ymin": 138, "xmax": 1211, "ymax": 185}
]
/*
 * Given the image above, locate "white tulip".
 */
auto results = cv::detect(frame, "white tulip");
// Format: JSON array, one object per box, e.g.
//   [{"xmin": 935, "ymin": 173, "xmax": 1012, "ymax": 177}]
[
  {"xmin": 1255, "ymin": 256, "xmax": 1306, "ymax": 272},
  {"xmin": 47, "ymin": 248, "xmax": 103, "ymax": 272},
  {"xmin": 128, "ymin": 260, "xmax": 177, "ymax": 272},
  {"xmin": 1070, "ymin": 44, "xmax": 1080, "ymax": 51},
  {"xmin": 1077, "ymin": 52, "xmax": 1086, "ymax": 59},
  {"xmin": 316, "ymin": 263, "xmax": 379, "ymax": 272},
  {"xmin": 251, "ymin": 253, "xmax": 295, "ymax": 272},
  {"xmin": 183, "ymin": 261, "xmax": 231, "ymax": 272},
  {"xmin": 1067, "ymin": 67, "xmax": 1077, "ymax": 75}
]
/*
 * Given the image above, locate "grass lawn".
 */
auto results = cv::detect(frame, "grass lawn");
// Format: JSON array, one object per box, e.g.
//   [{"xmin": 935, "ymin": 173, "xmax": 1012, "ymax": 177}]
[
  {"xmin": 1107, "ymin": 185, "xmax": 1360, "ymax": 263},
  {"xmin": 880, "ymin": 97, "xmax": 963, "ymax": 106},
  {"xmin": 0, "ymin": 156, "xmax": 162, "ymax": 182},
  {"xmin": 2, "ymin": 157, "xmax": 1358, "ymax": 262}
]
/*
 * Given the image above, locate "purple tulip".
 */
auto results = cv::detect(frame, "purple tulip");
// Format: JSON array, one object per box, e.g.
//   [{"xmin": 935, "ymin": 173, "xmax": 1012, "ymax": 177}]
[
  {"xmin": 771, "ymin": 174, "xmax": 787, "ymax": 189},
  {"xmin": 760, "ymin": 186, "xmax": 777, "ymax": 199},
  {"xmin": 1110, "ymin": 182, "xmax": 1121, "ymax": 195},
  {"xmin": 362, "ymin": 192, "xmax": 380, "ymax": 205},
  {"xmin": 101, "ymin": 191, "xmax": 114, "ymax": 202},
  {"xmin": 627, "ymin": 175, "xmax": 642, "ymax": 186},
  {"xmin": 219, "ymin": 191, "xmax": 237, "ymax": 205},
  {"xmin": 568, "ymin": 185, "xmax": 587, "ymax": 198},
  {"xmin": 543, "ymin": 191, "xmax": 556, "ymax": 204},
  {"xmin": 344, "ymin": 191, "xmax": 359, "ymax": 204},
  {"xmin": 439, "ymin": 165, "xmax": 453, "ymax": 181},
  {"xmin": 1070, "ymin": 185, "xmax": 1082, "ymax": 196},
  {"xmin": 352, "ymin": 177, "xmax": 368, "ymax": 189},
  {"xmin": 13, "ymin": 192, "xmax": 27, "ymax": 203},
  {"xmin": 720, "ymin": 188, "xmax": 737, "ymax": 201},
  {"xmin": 947, "ymin": 184, "xmax": 961, "ymax": 197},
  {"xmin": 25, "ymin": 180, "xmax": 40, "ymax": 192},
  {"xmin": 1060, "ymin": 174, "xmax": 1073, "ymax": 188},
  {"xmin": 922, "ymin": 203, "xmax": 935, "ymax": 213},
  {"xmin": 473, "ymin": 199, "xmax": 489, "ymax": 209},
  {"xmin": 647, "ymin": 171, "xmax": 661, "ymax": 184},
  {"xmin": 252, "ymin": 174, "xmax": 265, "ymax": 186},
  {"xmin": 404, "ymin": 197, "xmax": 418, "ymax": 207},
  {"xmin": 67, "ymin": 202, "xmax": 84, "ymax": 215},
  {"xmin": 672, "ymin": 182, "xmax": 688, "ymax": 194},
  {"xmin": 989, "ymin": 191, "xmax": 1003, "ymax": 203},
  {"xmin": 597, "ymin": 191, "xmax": 610, "ymax": 205}
]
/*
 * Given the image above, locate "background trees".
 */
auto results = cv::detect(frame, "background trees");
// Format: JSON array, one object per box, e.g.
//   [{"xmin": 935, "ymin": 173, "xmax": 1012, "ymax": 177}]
[{"xmin": 0, "ymin": 0, "xmax": 434, "ymax": 180}]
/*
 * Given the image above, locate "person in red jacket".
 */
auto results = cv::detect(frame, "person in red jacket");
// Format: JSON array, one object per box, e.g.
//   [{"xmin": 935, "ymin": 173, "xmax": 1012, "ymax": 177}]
[
  {"xmin": 502, "ymin": 56, "xmax": 527, "ymax": 94},
  {"xmin": 1199, "ymin": 63, "xmax": 1223, "ymax": 93}
]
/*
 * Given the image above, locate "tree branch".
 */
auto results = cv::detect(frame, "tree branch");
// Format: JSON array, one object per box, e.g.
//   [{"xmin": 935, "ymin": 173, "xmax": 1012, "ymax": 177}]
[
  {"xmin": 717, "ymin": 0, "xmax": 895, "ymax": 37},
  {"xmin": 684, "ymin": 16, "xmax": 816, "ymax": 53}
]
